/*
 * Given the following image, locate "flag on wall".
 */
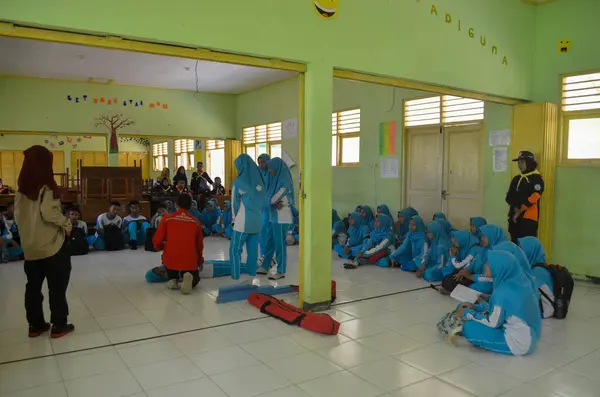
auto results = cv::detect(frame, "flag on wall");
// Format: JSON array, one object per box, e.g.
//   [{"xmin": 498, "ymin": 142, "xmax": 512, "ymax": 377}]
[{"xmin": 379, "ymin": 121, "xmax": 396, "ymax": 155}]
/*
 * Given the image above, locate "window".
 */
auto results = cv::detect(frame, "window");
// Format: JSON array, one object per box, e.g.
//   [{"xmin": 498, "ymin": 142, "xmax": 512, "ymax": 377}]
[
  {"xmin": 404, "ymin": 96, "xmax": 484, "ymax": 127},
  {"xmin": 332, "ymin": 108, "xmax": 361, "ymax": 166},
  {"xmin": 206, "ymin": 140, "xmax": 225, "ymax": 186},
  {"xmin": 152, "ymin": 141, "xmax": 168, "ymax": 172},
  {"xmin": 243, "ymin": 122, "xmax": 282, "ymax": 162},
  {"xmin": 174, "ymin": 139, "xmax": 195, "ymax": 170},
  {"xmin": 564, "ymin": 117, "xmax": 600, "ymax": 161},
  {"xmin": 562, "ymin": 72, "xmax": 600, "ymax": 112}
]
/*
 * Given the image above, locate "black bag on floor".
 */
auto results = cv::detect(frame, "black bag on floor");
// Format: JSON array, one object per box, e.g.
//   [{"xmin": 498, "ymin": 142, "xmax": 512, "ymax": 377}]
[
  {"xmin": 103, "ymin": 224, "xmax": 125, "ymax": 251},
  {"xmin": 534, "ymin": 264, "xmax": 574, "ymax": 319},
  {"xmin": 69, "ymin": 227, "xmax": 89, "ymax": 256},
  {"xmin": 145, "ymin": 228, "xmax": 157, "ymax": 251}
]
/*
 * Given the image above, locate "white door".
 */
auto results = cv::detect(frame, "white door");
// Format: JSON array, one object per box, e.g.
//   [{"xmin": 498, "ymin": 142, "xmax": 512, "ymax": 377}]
[
  {"xmin": 405, "ymin": 126, "xmax": 443, "ymax": 222},
  {"xmin": 442, "ymin": 123, "xmax": 484, "ymax": 229}
]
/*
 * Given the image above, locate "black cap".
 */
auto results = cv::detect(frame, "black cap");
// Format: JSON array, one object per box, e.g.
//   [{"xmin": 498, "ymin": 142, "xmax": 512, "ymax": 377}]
[{"xmin": 512, "ymin": 151, "xmax": 536, "ymax": 162}]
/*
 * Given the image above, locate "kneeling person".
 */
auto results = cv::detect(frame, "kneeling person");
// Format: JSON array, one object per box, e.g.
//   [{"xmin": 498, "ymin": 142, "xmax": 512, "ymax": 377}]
[{"xmin": 152, "ymin": 194, "xmax": 204, "ymax": 294}]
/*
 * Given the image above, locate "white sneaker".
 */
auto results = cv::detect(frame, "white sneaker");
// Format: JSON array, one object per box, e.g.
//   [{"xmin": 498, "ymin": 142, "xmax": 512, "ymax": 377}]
[
  {"xmin": 166, "ymin": 279, "xmax": 179, "ymax": 290},
  {"xmin": 256, "ymin": 267, "xmax": 269, "ymax": 275},
  {"xmin": 268, "ymin": 272, "xmax": 285, "ymax": 280},
  {"xmin": 180, "ymin": 272, "xmax": 193, "ymax": 295}
]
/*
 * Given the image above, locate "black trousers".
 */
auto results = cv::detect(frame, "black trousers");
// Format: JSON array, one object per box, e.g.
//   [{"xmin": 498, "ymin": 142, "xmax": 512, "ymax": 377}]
[
  {"xmin": 441, "ymin": 270, "xmax": 474, "ymax": 293},
  {"xmin": 165, "ymin": 267, "xmax": 200, "ymax": 288},
  {"xmin": 24, "ymin": 239, "xmax": 72, "ymax": 327},
  {"xmin": 508, "ymin": 218, "xmax": 539, "ymax": 244}
]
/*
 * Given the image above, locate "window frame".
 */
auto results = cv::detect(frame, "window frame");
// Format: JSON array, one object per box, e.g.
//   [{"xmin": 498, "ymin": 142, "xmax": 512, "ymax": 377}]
[
  {"xmin": 242, "ymin": 121, "xmax": 283, "ymax": 162},
  {"xmin": 151, "ymin": 141, "xmax": 169, "ymax": 172},
  {"xmin": 559, "ymin": 70, "xmax": 600, "ymax": 167},
  {"xmin": 332, "ymin": 107, "xmax": 361, "ymax": 167},
  {"xmin": 403, "ymin": 95, "xmax": 484, "ymax": 128},
  {"xmin": 173, "ymin": 139, "xmax": 195, "ymax": 171}
]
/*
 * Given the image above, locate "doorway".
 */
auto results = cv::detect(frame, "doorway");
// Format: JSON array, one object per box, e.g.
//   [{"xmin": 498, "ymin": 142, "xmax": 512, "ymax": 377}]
[{"xmin": 405, "ymin": 123, "xmax": 483, "ymax": 229}]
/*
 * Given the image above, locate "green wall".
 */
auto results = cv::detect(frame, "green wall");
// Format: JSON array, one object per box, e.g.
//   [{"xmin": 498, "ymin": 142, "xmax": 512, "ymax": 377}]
[
  {"xmin": 0, "ymin": 77, "xmax": 236, "ymax": 138},
  {"xmin": 533, "ymin": 0, "xmax": 600, "ymax": 276},
  {"xmin": 2, "ymin": 0, "xmax": 535, "ymax": 99},
  {"xmin": 237, "ymin": 78, "xmax": 513, "ymax": 221}
]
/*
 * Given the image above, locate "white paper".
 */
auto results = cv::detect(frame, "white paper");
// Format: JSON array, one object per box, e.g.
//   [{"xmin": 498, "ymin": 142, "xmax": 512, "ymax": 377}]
[
  {"xmin": 283, "ymin": 150, "xmax": 296, "ymax": 168},
  {"xmin": 283, "ymin": 118, "xmax": 298, "ymax": 139},
  {"xmin": 450, "ymin": 285, "xmax": 481, "ymax": 304},
  {"xmin": 489, "ymin": 129, "xmax": 511, "ymax": 146},
  {"xmin": 380, "ymin": 158, "xmax": 399, "ymax": 179},
  {"xmin": 493, "ymin": 147, "xmax": 508, "ymax": 172}
]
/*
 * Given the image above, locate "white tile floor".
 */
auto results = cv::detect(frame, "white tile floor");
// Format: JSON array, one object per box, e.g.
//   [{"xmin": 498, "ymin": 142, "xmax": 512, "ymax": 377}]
[{"xmin": 0, "ymin": 237, "xmax": 599, "ymax": 396}]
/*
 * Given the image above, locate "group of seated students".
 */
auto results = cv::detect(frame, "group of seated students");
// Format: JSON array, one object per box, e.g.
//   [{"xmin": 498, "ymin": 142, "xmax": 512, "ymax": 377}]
[
  {"xmin": 0, "ymin": 204, "xmax": 24, "ymax": 262},
  {"xmin": 332, "ymin": 205, "xmax": 556, "ymax": 356},
  {"xmin": 152, "ymin": 165, "xmax": 226, "ymax": 199}
]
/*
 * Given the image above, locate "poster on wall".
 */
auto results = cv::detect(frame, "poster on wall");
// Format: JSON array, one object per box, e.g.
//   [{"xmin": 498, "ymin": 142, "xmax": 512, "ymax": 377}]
[
  {"xmin": 493, "ymin": 147, "xmax": 508, "ymax": 172},
  {"xmin": 489, "ymin": 129, "xmax": 510, "ymax": 147},
  {"xmin": 283, "ymin": 118, "xmax": 298, "ymax": 139},
  {"xmin": 380, "ymin": 158, "xmax": 399, "ymax": 179},
  {"xmin": 379, "ymin": 121, "xmax": 397, "ymax": 155}
]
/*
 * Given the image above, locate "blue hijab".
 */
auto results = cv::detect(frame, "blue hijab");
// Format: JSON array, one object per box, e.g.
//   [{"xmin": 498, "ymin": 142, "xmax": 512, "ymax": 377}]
[
  {"xmin": 332, "ymin": 209, "xmax": 342, "ymax": 224},
  {"xmin": 202, "ymin": 201, "xmax": 219, "ymax": 226},
  {"xmin": 426, "ymin": 220, "xmax": 452, "ymax": 267},
  {"xmin": 494, "ymin": 241, "xmax": 537, "ymax": 294},
  {"xmin": 361, "ymin": 205, "xmax": 375, "ymax": 230},
  {"xmin": 164, "ymin": 200, "xmax": 175, "ymax": 214},
  {"xmin": 518, "ymin": 237, "xmax": 547, "ymax": 267},
  {"xmin": 486, "ymin": 251, "xmax": 541, "ymax": 339},
  {"xmin": 189, "ymin": 200, "xmax": 203, "ymax": 221},
  {"xmin": 370, "ymin": 214, "xmax": 395, "ymax": 244},
  {"xmin": 347, "ymin": 212, "xmax": 364, "ymax": 246},
  {"xmin": 234, "ymin": 153, "xmax": 267, "ymax": 212},
  {"xmin": 451, "ymin": 230, "xmax": 481, "ymax": 262},
  {"xmin": 480, "ymin": 224, "xmax": 509, "ymax": 248},
  {"xmin": 266, "ymin": 157, "xmax": 294, "ymax": 207},
  {"xmin": 397, "ymin": 207, "xmax": 419, "ymax": 238},
  {"xmin": 410, "ymin": 215, "xmax": 426, "ymax": 233},
  {"xmin": 221, "ymin": 200, "xmax": 232, "ymax": 226},
  {"xmin": 470, "ymin": 217, "xmax": 487, "ymax": 239},
  {"xmin": 377, "ymin": 204, "xmax": 391, "ymax": 218}
]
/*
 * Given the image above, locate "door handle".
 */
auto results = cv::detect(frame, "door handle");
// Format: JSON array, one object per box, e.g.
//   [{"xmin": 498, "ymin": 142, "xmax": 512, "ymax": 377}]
[{"xmin": 441, "ymin": 190, "xmax": 450, "ymax": 200}]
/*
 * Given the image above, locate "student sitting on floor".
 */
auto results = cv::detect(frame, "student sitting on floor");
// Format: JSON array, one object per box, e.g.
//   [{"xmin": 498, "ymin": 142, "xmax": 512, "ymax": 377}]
[
  {"xmin": 0, "ymin": 214, "xmax": 23, "ymax": 262},
  {"xmin": 333, "ymin": 212, "xmax": 367, "ymax": 260},
  {"xmin": 123, "ymin": 200, "xmax": 150, "ymax": 250},
  {"xmin": 213, "ymin": 200, "xmax": 233, "ymax": 238},
  {"xmin": 453, "ymin": 224, "xmax": 509, "ymax": 295},
  {"xmin": 67, "ymin": 207, "xmax": 90, "ymax": 256},
  {"xmin": 456, "ymin": 250, "xmax": 541, "ymax": 356},
  {"xmin": 419, "ymin": 220, "xmax": 452, "ymax": 281},
  {"xmin": 432, "ymin": 212, "xmax": 454, "ymax": 235},
  {"xmin": 68, "ymin": 207, "xmax": 88, "ymax": 235},
  {"xmin": 88, "ymin": 202, "xmax": 124, "ymax": 250},
  {"xmin": 188, "ymin": 199, "xmax": 204, "ymax": 222},
  {"xmin": 395, "ymin": 207, "xmax": 419, "ymax": 244},
  {"xmin": 519, "ymin": 236, "xmax": 554, "ymax": 318},
  {"xmin": 348, "ymin": 213, "xmax": 394, "ymax": 269},
  {"xmin": 494, "ymin": 241, "xmax": 537, "ymax": 295},
  {"xmin": 390, "ymin": 215, "xmax": 427, "ymax": 271},
  {"xmin": 200, "ymin": 200, "xmax": 219, "ymax": 235},
  {"xmin": 440, "ymin": 230, "xmax": 484, "ymax": 293},
  {"xmin": 146, "ymin": 260, "xmax": 249, "ymax": 282},
  {"xmin": 470, "ymin": 216, "xmax": 487, "ymax": 239},
  {"xmin": 377, "ymin": 204, "xmax": 392, "ymax": 218},
  {"xmin": 152, "ymin": 193, "xmax": 204, "ymax": 294},
  {"xmin": 287, "ymin": 206, "xmax": 300, "ymax": 246},
  {"xmin": 150, "ymin": 203, "xmax": 167, "ymax": 228},
  {"xmin": 332, "ymin": 209, "xmax": 347, "ymax": 248},
  {"xmin": 361, "ymin": 205, "xmax": 376, "ymax": 231}
]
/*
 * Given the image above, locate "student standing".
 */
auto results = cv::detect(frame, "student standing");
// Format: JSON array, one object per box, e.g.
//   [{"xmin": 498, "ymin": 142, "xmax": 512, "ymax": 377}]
[
  {"xmin": 14, "ymin": 145, "xmax": 74, "ymax": 338},
  {"xmin": 506, "ymin": 151, "xmax": 544, "ymax": 242},
  {"xmin": 229, "ymin": 154, "xmax": 267, "ymax": 279},
  {"xmin": 263, "ymin": 157, "xmax": 294, "ymax": 280},
  {"xmin": 257, "ymin": 153, "xmax": 275, "ymax": 272}
]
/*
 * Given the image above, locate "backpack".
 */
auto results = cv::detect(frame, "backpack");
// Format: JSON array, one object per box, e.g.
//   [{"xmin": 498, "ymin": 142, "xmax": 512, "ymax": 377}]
[
  {"xmin": 437, "ymin": 310, "xmax": 464, "ymax": 345},
  {"xmin": 534, "ymin": 264, "xmax": 574, "ymax": 319},
  {"xmin": 145, "ymin": 228, "xmax": 157, "ymax": 251},
  {"xmin": 69, "ymin": 227, "xmax": 89, "ymax": 256},
  {"xmin": 103, "ymin": 224, "xmax": 124, "ymax": 251}
]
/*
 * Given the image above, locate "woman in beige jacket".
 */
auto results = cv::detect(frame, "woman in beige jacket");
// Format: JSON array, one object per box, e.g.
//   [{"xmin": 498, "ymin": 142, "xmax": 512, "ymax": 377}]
[{"xmin": 14, "ymin": 145, "xmax": 74, "ymax": 338}]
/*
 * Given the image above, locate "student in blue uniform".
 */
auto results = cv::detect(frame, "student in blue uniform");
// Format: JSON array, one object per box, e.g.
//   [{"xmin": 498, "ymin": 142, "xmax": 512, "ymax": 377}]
[
  {"xmin": 262, "ymin": 157, "xmax": 295, "ymax": 280},
  {"xmin": 333, "ymin": 212, "xmax": 366, "ymax": 260},
  {"xmin": 494, "ymin": 241, "xmax": 537, "ymax": 295},
  {"xmin": 164, "ymin": 200, "xmax": 176, "ymax": 214},
  {"xmin": 214, "ymin": 200, "xmax": 233, "ymax": 239},
  {"xmin": 228, "ymin": 154, "xmax": 267, "ymax": 279},
  {"xmin": 377, "ymin": 204, "xmax": 391, "ymax": 218},
  {"xmin": 88, "ymin": 202, "xmax": 123, "ymax": 249},
  {"xmin": 331, "ymin": 209, "xmax": 346, "ymax": 247},
  {"xmin": 421, "ymin": 220, "xmax": 452, "ymax": 281},
  {"xmin": 349, "ymin": 213, "xmax": 394, "ymax": 268},
  {"xmin": 457, "ymin": 250, "xmax": 541, "ymax": 356},
  {"xmin": 390, "ymin": 215, "xmax": 427, "ymax": 271},
  {"xmin": 395, "ymin": 207, "xmax": 419, "ymax": 244},
  {"xmin": 440, "ymin": 230, "xmax": 484, "ymax": 293},
  {"xmin": 200, "ymin": 201, "xmax": 219, "ymax": 235},
  {"xmin": 470, "ymin": 217, "xmax": 487, "ymax": 239},
  {"xmin": 287, "ymin": 206, "xmax": 300, "ymax": 245},
  {"xmin": 519, "ymin": 237, "xmax": 554, "ymax": 318},
  {"xmin": 188, "ymin": 200, "xmax": 204, "ymax": 223},
  {"xmin": 361, "ymin": 205, "xmax": 376, "ymax": 231},
  {"xmin": 123, "ymin": 200, "xmax": 150, "ymax": 250},
  {"xmin": 257, "ymin": 153, "xmax": 276, "ymax": 271}
]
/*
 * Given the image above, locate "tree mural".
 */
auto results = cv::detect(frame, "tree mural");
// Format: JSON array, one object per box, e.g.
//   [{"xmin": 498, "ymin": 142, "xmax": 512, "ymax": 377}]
[{"xmin": 93, "ymin": 114, "xmax": 135, "ymax": 154}]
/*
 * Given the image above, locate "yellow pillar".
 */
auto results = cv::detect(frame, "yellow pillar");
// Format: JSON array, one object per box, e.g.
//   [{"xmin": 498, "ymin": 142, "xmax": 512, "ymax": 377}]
[{"xmin": 300, "ymin": 62, "xmax": 333, "ymax": 311}]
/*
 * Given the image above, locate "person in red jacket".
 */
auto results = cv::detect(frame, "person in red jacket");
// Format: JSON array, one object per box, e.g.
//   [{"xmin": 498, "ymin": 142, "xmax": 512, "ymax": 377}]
[{"xmin": 152, "ymin": 194, "xmax": 204, "ymax": 294}]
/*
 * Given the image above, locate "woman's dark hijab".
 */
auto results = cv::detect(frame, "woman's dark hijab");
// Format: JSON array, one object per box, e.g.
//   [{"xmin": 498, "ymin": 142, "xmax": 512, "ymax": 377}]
[{"xmin": 18, "ymin": 145, "xmax": 58, "ymax": 200}]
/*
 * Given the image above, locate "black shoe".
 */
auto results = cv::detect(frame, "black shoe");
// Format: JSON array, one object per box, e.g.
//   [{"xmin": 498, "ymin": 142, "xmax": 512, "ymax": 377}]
[
  {"xmin": 28, "ymin": 322, "xmax": 51, "ymax": 338},
  {"xmin": 129, "ymin": 241, "xmax": 138, "ymax": 250},
  {"xmin": 51, "ymin": 323, "xmax": 75, "ymax": 338}
]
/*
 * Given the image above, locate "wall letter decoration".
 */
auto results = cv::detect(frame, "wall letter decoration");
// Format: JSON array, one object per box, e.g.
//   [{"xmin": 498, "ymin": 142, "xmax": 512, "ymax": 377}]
[{"xmin": 314, "ymin": 0, "xmax": 338, "ymax": 19}]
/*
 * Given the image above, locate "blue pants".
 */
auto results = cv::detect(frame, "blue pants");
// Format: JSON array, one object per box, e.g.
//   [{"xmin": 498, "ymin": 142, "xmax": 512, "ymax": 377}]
[
  {"xmin": 213, "ymin": 224, "xmax": 233, "ymax": 239},
  {"xmin": 470, "ymin": 281, "xmax": 494, "ymax": 295},
  {"xmin": 262, "ymin": 223, "xmax": 291, "ymax": 274},
  {"xmin": 333, "ymin": 244, "xmax": 361, "ymax": 259},
  {"xmin": 462, "ymin": 321, "xmax": 512, "ymax": 355},
  {"xmin": 401, "ymin": 261, "xmax": 418, "ymax": 272},
  {"xmin": 126, "ymin": 221, "xmax": 150, "ymax": 244},
  {"xmin": 230, "ymin": 231, "xmax": 260, "ymax": 279},
  {"xmin": 423, "ymin": 267, "xmax": 444, "ymax": 282},
  {"xmin": 145, "ymin": 262, "xmax": 248, "ymax": 282},
  {"xmin": 390, "ymin": 247, "xmax": 412, "ymax": 265},
  {"xmin": 88, "ymin": 235, "xmax": 105, "ymax": 250},
  {"xmin": 259, "ymin": 208, "xmax": 272, "ymax": 256}
]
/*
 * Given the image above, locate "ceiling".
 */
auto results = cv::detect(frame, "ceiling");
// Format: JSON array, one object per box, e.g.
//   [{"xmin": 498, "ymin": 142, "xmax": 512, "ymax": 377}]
[{"xmin": 0, "ymin": 37, "xmax": 297, "ymax": 94}]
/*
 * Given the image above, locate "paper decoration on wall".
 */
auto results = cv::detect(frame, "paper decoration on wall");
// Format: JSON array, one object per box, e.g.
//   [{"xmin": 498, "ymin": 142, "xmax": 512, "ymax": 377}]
[
  {"xmin": 428, "ymin": 4, "xmax": 508, "ymax": 66},
  {"xmin": 77, "ymin": 137, "xmax": 82, "ymax": 142},
  {"xmin": 283, "ymin": 118, "xmax": 298, "ymax": 139},
  {"xmin": 93, "ymin": 114, "xmax": 135, "ymax": 154},
  {"xmin": 381, "ymin": 158, "xmax": 399, "ymax": 179},
  {"xmin": 379, "ymin": 121, "xmax": 397, "ymax": 155},
  {"xmin": 313, "ymin": 0, "xmax": 338, "ymax": 19},
  {"xmin": 84, "ymin": 135, "xmax": 92, "ymax": 139},
  {"xmin": 150, "ymin": 103, "xmax": 155, "ymax": 108},
  {"xmin": 67, "ymin": 94, "xmax": 168, "ymax": 109},
  {"xmin": 58, "ymin": 141, "xmax": 64, "ymax": 146},
  {"xmin": 67, "ymin": 137, "xmax": 73, "ymax": 143},
  {"xmin": 119, "ymin": 136, "xmax": 150, "ymax": 147},
  {"xmin": 558, "ymin": 39, "xmax": 572, "ymax": 53}
]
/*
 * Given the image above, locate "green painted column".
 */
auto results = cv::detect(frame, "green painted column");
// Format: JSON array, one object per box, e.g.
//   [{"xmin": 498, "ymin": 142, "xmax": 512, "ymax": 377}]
[{"xmin": 301, "ymin": 62, "xmax": 333, "ymax": 311}]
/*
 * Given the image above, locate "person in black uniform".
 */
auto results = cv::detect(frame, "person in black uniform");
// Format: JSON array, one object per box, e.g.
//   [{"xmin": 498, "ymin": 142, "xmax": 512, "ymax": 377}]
[{"xmin": 505, "ymin": 151, "xmax": 544, "ymax": 243}]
